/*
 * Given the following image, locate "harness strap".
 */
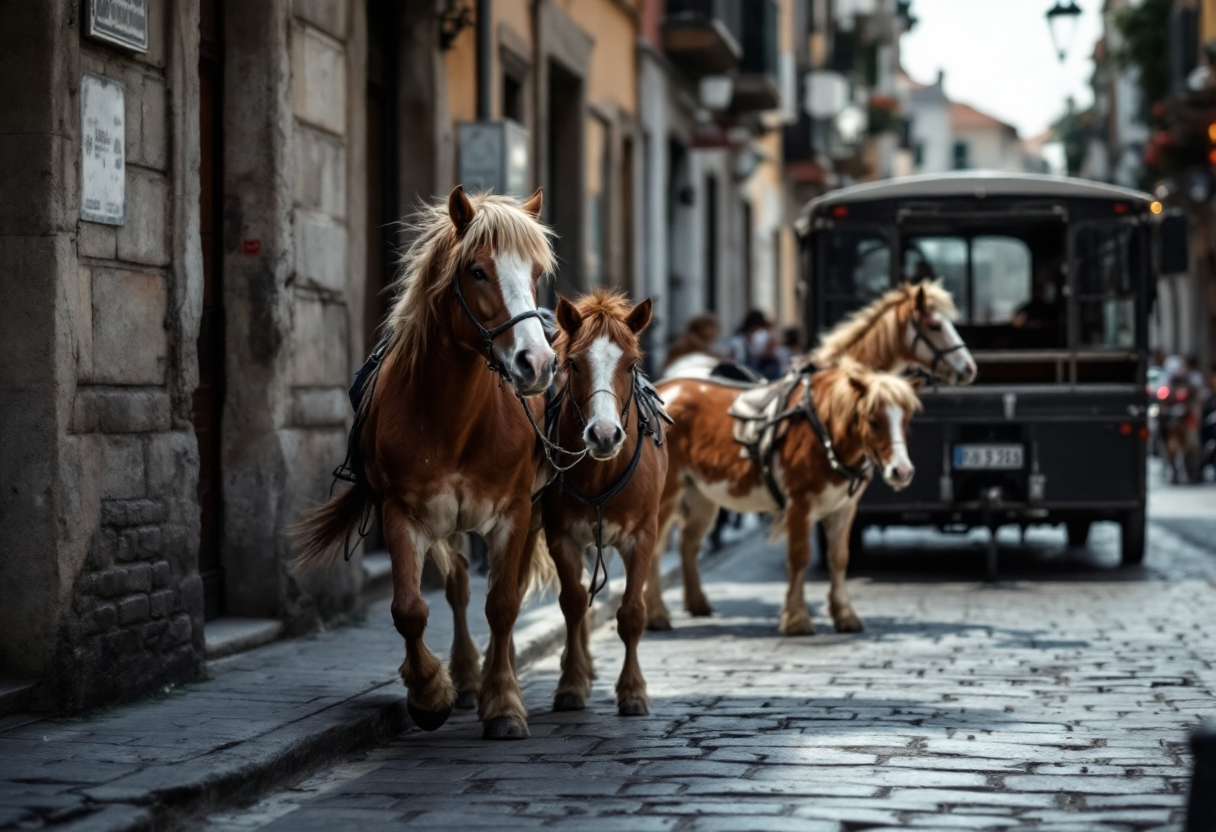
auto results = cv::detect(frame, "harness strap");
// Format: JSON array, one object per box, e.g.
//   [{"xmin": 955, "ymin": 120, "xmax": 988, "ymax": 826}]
[
  {"xmin": 910, "ymin": 316, "xmax": 968, "ymax": 383},
  {"xmin": 452, "ymin": 274, "xmax": 544, "ymax": 380}
]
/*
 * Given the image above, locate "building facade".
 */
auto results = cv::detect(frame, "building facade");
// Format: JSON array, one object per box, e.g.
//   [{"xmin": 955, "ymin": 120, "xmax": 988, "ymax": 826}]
[{"xmin": 0, "ymin": 0, "xmax": 828, "ymax": 714}]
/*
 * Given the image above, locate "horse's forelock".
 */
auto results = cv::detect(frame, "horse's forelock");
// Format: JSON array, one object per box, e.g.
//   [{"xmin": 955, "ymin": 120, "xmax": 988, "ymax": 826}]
[{"xmin": 555, "ymin": 290, "xmax": 640, "ymax": 361}]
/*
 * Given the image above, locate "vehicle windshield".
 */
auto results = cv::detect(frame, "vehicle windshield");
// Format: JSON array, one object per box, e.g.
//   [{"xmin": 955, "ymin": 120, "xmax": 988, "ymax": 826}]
[{"xmin": 818, "ymin": 220, "xmax": 1140, "ymax": 352}]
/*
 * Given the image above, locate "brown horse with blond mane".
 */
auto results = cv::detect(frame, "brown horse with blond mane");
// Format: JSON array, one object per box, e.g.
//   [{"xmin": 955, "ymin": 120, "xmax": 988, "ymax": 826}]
[
  {"xmin": 647, "ymin": 281, "xmax": 973, "ymax": 632},
  {"xmin": 293, "ymin": 186, "xmax": 557, "ymax": 740},
  {"xmin": 541, "ymin": 291, "xmax": 668, "ymax": 717}
]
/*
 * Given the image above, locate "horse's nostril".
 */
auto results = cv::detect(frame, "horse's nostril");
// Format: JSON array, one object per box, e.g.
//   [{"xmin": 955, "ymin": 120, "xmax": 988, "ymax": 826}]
[
  {"xmin": 514, "ymin": 351, "xmax": 533, "ymax": 378},
  {"xmin": 612, "ymin": 427, "xmax": 623, "ymax": 444}
]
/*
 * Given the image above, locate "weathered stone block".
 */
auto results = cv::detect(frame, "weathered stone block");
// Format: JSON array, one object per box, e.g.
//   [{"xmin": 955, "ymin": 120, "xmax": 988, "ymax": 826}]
[
  {"xmin": 117, "ymin": 595, "xmax": 150, "ymax": 625},
  {"xmin": 106, "ymin": 628, "xmax": 141, "ymax": 655},
  {"xmin": 132, "ymin": 0, "xmax": 167, "ymax": 68},
  {"xmin": 126, "ymin": 563, "xmax": 153, "ymax": 593},
  {"xmin": 292, "ymin": 297, "xmax": 348, "ymax": 386},
  {"xmin": 146, "ymin": 431, "xmax": 198, "ymax": 495},
  {"xmin": 88, "ymin": 528, "xmax": 124, "ymax": 570},
  {"xmin": 90, "ymin": 269, "xmax": 168, "ymax": 385},
  {"xmin": 294, "ymin": 209, "xmax": 348, "ymax": 292},
  {"xmin": 167, "ymin": 613, "xmax": 193, "ymax": 645},
  {"xmin": 76, "ymin": 265, "xmax": 93, "ymax": 381},
  {"xmin": 291, "ymin": 387, "xmax": 348, "ymax": 427},
  {"xmin": 293, "ymin": 127, "xmax": 347, "ymax": 217},
  {"xmin": 140, "ymin": 620, "xmax": 169, "ymax": 645},
  {"xmin": 294, "ymin": 0, "xmax": 348, "ymax": 39},
  {"xmin": 78, "ymin": 223, "xmax": 117, "ymax": 259},
  {"xmin": 84, "ymin": 604, "xmax": 118, "ymax": 636},
  {"xmin": 99, "ymin": 435, "xmax": 145, "ymax": 500},
  {"xmin": 94, "ymin": 567, "xmax": 127, "ymax": 599},
  {"xmin": 151, "ymin": 560, "xmax": 171, "ymax": 588},
  {"xmin": 148, "ymin": 588, "xmax": 175, "ymax": 619},
  {"xmin": 101, "ymin": 498, "xmax": 167, "ymax": 527},
  {"xmin": 291, "ymin": 24, "xmax": 347, "ymax": 135},
  {"xmin": 72, "ymin": 388, "xmax": 172, "ymax": 434},
  {"xmin": 115, "ymin": 170, "xmax": 171, "ymax": 266},
  {"xmin": 127, "ymin": 72, "xmax": 167, "ymax": 171}
]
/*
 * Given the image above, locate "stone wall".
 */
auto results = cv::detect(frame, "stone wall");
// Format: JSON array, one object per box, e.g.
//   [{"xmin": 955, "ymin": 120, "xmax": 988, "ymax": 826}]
[{"xmin": 0, "ymin": 0, "xmax": 206, "ymax": 710}]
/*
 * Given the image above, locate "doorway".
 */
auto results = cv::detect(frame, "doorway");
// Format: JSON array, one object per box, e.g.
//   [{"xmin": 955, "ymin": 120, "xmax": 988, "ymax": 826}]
[
  {"xmin": 195, "ymin": 0, "xmax": 225, "ymax": 620},
  {"xmin": 546, "ymin": 60, "xmax": 583, "ymax": 300}
]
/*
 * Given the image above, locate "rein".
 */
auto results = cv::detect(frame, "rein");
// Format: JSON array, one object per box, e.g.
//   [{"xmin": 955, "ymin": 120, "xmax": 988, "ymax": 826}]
[{"xmin": 548, "ymin": 365, "xmax": 670, "ymax": 605}]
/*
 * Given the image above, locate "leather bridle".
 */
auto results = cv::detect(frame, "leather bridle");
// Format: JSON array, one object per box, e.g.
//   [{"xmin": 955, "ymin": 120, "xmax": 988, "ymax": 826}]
[
  {"xmin": 909, "ymin": 315, "xmax": 969, "ymax": 383},
  {"xmin": 452, "ymin": 272, "xmax": 546, "ymax": 382}
]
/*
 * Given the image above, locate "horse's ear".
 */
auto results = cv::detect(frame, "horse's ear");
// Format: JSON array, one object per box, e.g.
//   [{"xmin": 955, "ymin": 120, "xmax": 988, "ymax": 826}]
[
  {"xmin": 625, "ymin": 297, "xmax": 653, "ymax": 335},
  {"xmin": 521, "ymin": 187, "xmax": 543, "ymax": 219},
  {"xmin": 555, "ymin": 296, "xmax": 582, "ymax": 335},
  {"xmin": 448, "ymin": 185, "xmax": 476, "ymax": 234},
  {"xmin": 848, "ymin": 375, "xmax": 868, "ymax": 399},
  {"xmin": 914, "ymin": 284, "xmax": 928, "ymax": 315}
]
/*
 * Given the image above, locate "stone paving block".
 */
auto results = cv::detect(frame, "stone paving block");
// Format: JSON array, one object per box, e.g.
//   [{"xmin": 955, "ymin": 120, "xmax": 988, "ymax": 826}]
[{"xmin": 683, "ymin": 816, "xmax": 840, "ymax": 832}]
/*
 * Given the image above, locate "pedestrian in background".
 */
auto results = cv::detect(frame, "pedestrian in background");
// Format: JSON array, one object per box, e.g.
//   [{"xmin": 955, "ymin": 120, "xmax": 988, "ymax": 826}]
[{"xmin": 664, "ymin": 313, "xmax": 721, "ymax": 371}]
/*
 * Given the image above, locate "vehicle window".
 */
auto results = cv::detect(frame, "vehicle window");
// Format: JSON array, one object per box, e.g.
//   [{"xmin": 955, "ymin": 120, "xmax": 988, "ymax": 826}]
[
  {"xmin": 972, "ymin": 236, "xmax": 1032, "ymax": 324},
  {"xmin": 902, "ymin": 236, "xmax": 969, "ymax": 318},
  {"xmin": 1074, "ymin": 224, "xmax": 1136, "ymax": 348},
  {"xmin": 822, "ymin": 231, "xmax": 890, "ymax": 325}
]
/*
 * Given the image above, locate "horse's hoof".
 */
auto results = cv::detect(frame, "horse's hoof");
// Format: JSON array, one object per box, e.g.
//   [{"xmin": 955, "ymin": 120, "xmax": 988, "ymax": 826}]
[
  {"xmin": 833, "ymin": 614, "xmax": 865, "ymax": 633},
  {"xmin": 407, "ymin": 701, "xmax": 453, "ymax": 732},
  {"xmin": 553, "ymin": 692, "xmax": 586, "ymax": 711},
  {"xmin": 618, "ymin": 697, "xmax": 649, "ymax": 717},
  {"xmin": 454, "ymin": 690, "xmax": 478, "ymax": 710},
  {"xmin": 779, "ymin": 613, "xmax": 816, "ymax": 636},
  {"xmin": 483, "ymin": 716, "xmax": 529, "ymax": 740},
  {"xmin": 686, "ymin": 601, "xmax": 714, "ymax": 617},
  {"xmin": 646, "ymin": 615, "xmax": 673, "ymax": 632}
]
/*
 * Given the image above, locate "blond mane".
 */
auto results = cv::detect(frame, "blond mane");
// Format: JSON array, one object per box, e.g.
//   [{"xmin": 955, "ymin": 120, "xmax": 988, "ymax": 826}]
[
  {"xmin": 819, "ymin": 360, "xmax": 923, "ymax": 434},
  {"xmin": 809, "ymin": 280, "xmax": 958, "ymax": 368},
  {"xmin": 383, "ymin": 192, "xmax": 556, "ymax": 374}
]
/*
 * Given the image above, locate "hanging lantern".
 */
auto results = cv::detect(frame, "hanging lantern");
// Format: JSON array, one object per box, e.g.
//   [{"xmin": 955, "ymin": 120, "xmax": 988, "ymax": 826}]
[{"xmin": 1045, "ymin": 1, "xmax": 1083, "ymax": 63}]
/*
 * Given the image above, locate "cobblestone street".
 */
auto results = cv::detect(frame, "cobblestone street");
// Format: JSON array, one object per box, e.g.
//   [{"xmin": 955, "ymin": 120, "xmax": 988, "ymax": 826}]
[{"xmin": 199, "ymin": 483, "xmax": 1216, "ymax": 832}]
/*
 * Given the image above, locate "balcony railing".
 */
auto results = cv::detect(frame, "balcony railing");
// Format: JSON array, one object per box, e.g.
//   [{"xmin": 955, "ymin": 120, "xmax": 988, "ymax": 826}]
[
  {"xmin": 731, "ymin": 0, "xmax": 780, "ymax": 111},
  {"xmin": 662, "ymin": 0, "xmax": 743, "ymax": 78}
]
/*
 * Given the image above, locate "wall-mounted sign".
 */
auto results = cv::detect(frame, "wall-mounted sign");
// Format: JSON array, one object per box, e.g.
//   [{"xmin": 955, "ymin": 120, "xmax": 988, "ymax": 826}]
[
  {"xmin": 458, "ymin": 120, "xmax": 529, "ymax": 197},
  {"xmin": 86, "ymin": 0, "xmax": 149, "ymax": 53},
  {"xmin": 80, "ymin": 74, "xmax": 126, "ymax": 226}
]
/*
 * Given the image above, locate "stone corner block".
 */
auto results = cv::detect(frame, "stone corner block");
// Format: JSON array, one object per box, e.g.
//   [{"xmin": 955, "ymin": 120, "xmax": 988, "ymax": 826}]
[
  {"xmin": 116, "ymin": 170, "xmax": 171, "ymax": 267},
  {"xmin": 91, "ymin": 269, "xmax": 168, "ymax": 386}
]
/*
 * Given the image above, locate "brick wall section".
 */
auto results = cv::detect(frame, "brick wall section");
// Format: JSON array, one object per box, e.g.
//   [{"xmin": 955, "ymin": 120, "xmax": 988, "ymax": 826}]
[{"xmin": 59, "ymin": 3, "xmax": 205, "ymax": 710}]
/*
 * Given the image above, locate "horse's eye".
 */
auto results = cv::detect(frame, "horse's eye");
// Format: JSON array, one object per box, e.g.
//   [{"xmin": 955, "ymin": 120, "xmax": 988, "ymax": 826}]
[
  {"xmin": 926, "ymin": 322, "xmax": 943, "ymax": 333},
  {"xmin": 567, "ymin": 359, "xmax": 579, "ymax": 372},
  {"xmin": 868, "ymin": 417, "xmax": 882, "ymax": 430},
  {"xmin": 471, "ymin": 266, "xmax": 489, "ymax": 282}
]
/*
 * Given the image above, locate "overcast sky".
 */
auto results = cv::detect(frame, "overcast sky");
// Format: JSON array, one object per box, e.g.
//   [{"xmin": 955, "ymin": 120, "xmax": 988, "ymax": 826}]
[{"xmin": 901, "ymin": 0, "xmax": 1105, "ymax": 138}]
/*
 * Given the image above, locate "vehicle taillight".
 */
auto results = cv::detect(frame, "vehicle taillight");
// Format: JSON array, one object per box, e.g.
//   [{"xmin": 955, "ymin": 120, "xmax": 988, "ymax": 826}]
[
  {"xmin": 1139, "ymin": 426, "xmax": 1150, "ymax": 441},
  {"xmin": 1156, "ymin": 386, "xmax": 1170, "ymax": 400},
  {"xmin": 831, "ymin": 206, "xmax": 849, "ymax": 218},
  {"xmin": 1119, "ymin": 423, "xmax": 1133, "ymax": 436}
]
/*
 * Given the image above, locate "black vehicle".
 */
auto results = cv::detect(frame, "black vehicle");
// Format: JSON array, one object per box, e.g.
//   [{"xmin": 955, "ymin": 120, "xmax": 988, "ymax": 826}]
[{"xmin": 798, "ymin": 172, "xmax": 1187, "ymax": 572}]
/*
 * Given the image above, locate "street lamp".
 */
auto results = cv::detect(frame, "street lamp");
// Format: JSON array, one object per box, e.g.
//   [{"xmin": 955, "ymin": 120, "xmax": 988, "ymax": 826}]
[{"xmin": 1045, "ymin": 0, "xmax": 1083, "ymax": 63}]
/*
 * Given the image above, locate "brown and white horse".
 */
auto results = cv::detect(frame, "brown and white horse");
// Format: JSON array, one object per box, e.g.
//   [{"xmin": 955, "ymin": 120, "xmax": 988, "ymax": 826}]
[
  {"xmin": 645, "ymin": 363, "xmax": 922, "ymax": 635},
  {"xmin": 542, "ymin": 291, "xmax": 667, "ymax": 717},
  {"xmin": 647, "ymin": 281, "xmax": 975, "ymax": 632},
  {"xmin": 294, "ymin": 187, "xmax": 556, "ymax": 740}
]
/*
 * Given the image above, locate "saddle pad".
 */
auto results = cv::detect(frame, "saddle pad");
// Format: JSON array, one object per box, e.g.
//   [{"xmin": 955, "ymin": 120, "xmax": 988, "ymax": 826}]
[
  {"xmin": 711, "ymin": 360, "xmax": 766, "ymax": 385},
  {"xmin": 727, "ymin": 371, "xmax": 801, "ymax": 453}
]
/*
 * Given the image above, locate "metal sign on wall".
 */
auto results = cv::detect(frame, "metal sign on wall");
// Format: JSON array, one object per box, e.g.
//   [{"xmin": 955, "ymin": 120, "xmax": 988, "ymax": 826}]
[
  {"xmin": 86, "ymin": 0, "xmax": 150, "ymax": 53},
  {"xmin": 80, "ymin": 74, "xmax": 126, "ymax": 226}
]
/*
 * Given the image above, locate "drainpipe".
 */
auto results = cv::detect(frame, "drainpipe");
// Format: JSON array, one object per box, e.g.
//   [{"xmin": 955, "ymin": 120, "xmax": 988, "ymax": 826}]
[{"xmin": 477, "ymin": 0, "xmax": 491, "ymax": 120}]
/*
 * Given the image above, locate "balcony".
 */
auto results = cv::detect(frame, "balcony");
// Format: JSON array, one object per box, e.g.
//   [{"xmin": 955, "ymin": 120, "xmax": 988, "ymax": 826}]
[
  {"xmin": 662, "ymin": 0, "xmax": 743, "ymax": 78},
  {"xmin": 730, "ymin": 0, "xmax": 780, "ymax": 112}
]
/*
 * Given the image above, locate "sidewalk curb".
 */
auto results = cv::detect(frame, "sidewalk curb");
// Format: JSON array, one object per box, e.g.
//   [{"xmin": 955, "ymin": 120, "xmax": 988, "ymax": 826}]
[{"xmin": 80, "ymin": 537, "xmax": 743, "ymax": 832}]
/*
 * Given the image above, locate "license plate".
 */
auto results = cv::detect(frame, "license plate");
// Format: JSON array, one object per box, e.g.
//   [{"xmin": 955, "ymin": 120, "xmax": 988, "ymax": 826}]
[{"xmin": 953, "ymin": 443, "xmax": 1024, "ymax": 470}]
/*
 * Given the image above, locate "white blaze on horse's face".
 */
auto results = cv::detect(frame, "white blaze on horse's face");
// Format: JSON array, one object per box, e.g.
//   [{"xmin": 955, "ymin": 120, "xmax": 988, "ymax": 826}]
[
  {"xmin": 910, "ymin": 310, "xmax": 977, "ymax": 385},
  {"xmin": 583, "ymin": 335, "xmax": 626, "ymax": 460},
  {"xmin": 880, "ymin": 405, "xmax": 915, "ymax": 490},
  {"xmin": 493, "ymin": 251, "xmax": 555, "ymax": 396}
]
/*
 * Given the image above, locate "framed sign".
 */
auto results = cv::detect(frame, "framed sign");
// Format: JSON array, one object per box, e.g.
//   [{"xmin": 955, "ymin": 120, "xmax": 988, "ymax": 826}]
[
  {"xmin": 85, "ymin": 0, "xmax": 150, "ymax": 53},
  {"xmin": 80, "ymin": 74, "xmax": 126, "ymax": 226}
]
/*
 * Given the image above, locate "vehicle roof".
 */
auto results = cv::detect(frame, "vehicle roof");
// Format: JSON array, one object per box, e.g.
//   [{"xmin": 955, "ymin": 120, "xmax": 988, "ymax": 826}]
[{"xmin": 797, "ymin": 171, "xmax": 1152, "ymax": 231}]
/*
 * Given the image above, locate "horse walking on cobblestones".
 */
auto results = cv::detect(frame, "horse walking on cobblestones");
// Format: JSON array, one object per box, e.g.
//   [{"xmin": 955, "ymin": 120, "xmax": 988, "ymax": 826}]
[
  {"xmin": 293, "ymin": 187, "xmax": 557, "ymax": 740},
  {"xmin": 541, "ymin": 291, "xmax": 669, "ymax": 717},
  {"xmin": 646, "ymin": 281, "xmax": 974, "ymax": 634}
]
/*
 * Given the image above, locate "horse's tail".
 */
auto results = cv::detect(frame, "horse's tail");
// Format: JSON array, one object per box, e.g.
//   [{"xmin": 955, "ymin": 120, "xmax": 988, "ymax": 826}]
[
  {"xmin": 289, "ymin": 483, "xmax": 369, "ymax": 573},
  {"xmin": 521, "ymin": 529, "xmax": 559, "ymax": 602}
]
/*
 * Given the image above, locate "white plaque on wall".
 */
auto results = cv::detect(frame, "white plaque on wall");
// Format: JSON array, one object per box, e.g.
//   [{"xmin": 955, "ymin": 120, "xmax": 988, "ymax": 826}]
[{"xmin": 80, "ymin": 73, "xmax": 126, "ymax": 226}]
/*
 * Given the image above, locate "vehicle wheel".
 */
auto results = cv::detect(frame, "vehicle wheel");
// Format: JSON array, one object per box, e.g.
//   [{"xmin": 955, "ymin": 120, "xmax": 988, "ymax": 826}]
[
  {"xmin": 1120, "ymin": 508, "xmax": 1146, "ymax": 566},
  {"xmin": 1066, "ymin": 520, "xmax": 1091, "ymax": 548}
]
